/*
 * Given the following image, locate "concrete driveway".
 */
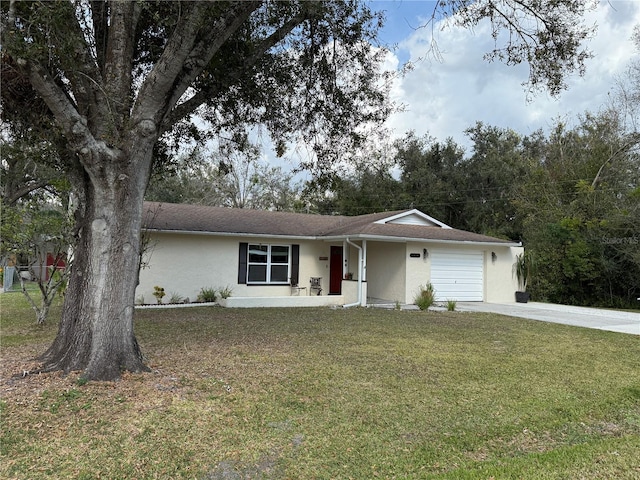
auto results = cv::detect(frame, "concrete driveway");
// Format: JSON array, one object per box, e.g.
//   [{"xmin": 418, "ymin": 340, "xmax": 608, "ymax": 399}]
[{"xmin": 456, "ymin": 302, "xmax": 640, "ymax": 335}]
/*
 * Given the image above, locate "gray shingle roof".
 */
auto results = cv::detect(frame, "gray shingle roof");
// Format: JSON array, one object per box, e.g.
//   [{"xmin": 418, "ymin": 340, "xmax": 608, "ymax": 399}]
[{"xmin": 143, "ymin": 201, "xmax": 516, "ymax": 245}]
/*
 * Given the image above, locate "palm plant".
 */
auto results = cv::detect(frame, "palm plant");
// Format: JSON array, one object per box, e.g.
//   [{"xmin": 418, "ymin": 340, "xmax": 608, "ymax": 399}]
[{"xmin": 513, "ymin": 251, "xmax": 535, "ymax": 302}]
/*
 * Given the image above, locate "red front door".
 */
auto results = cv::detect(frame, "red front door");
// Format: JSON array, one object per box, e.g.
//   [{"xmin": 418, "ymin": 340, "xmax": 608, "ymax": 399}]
[{"xmin": 329, "ymin": 246, "xmax": 343, "ymax": 295}]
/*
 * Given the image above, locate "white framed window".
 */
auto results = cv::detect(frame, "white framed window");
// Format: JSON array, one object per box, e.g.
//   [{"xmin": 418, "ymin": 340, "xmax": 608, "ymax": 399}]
[{"xmin": 247, "ymin": 244, "xmax": 291, "ymax": 284}]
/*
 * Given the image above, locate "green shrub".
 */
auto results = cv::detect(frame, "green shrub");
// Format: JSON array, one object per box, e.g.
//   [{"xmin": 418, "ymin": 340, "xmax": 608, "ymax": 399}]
[
  {"xmin": 446, "ymin": 299, "xmax": 457, "ymax": 311},
  {"xmin": 218, "ymin": 285, "xmax": 233, "ymax": 299},
  {"xmin": 414, "ymin": 283, "xmax": 436, "ymax": 311},
  {"xmin": 169, "ymin": 292, "xmax": 184, "ymax": 304},
  {"xmin": 198, "ymin": 287, "xmax": 217, "ymax": 303}
]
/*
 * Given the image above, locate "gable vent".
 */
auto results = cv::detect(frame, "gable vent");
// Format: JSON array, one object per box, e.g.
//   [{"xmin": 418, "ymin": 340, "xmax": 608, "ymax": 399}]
[
  {"xmin": 387, "ymin": 214, "xmax": 437, "ymax": 226},
  {"xmin": 375, "ymin": 209, "xmax": 452, "ymax": 229}
]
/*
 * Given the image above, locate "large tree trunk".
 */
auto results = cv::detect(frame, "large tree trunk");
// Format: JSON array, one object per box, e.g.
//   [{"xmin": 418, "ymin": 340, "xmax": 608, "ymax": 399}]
[{"xmin": 40, "ymin": 143, "xmax": 153, "ymax": 381}]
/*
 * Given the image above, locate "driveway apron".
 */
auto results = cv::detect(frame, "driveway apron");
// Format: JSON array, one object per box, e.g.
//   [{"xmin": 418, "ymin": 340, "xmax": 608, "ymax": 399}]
[{"xmin": 456, "ymin": 302, "xmax": 640, "ymax": 335}]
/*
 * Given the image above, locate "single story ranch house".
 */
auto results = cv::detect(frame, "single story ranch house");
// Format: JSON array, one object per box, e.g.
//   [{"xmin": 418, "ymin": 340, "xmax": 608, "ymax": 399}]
[{"xmin": 137, "ymin": 201, "xmax": 523, "ymax": 307}]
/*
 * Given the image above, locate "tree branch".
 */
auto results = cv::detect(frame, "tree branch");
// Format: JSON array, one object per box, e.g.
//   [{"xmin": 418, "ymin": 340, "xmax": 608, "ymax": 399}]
[
  {"xmin": 131, "ymin": 2, "xmax": 259, "ymax": 133},
  {"xmin": 130, "ymin": 2, "xmax": 210, "ymax": 126},
  {"xmin": 591, "ymin": 135, "xmax": 640, "ymax": 189},
  {"xmin": 4, "ymin": 180, "xmax": 51, "ymax": 206},
  {"xmin": 162, "ymin": 7, "xmax": 304, "ymax": 132},
  {"xmin": 162, "ymin": 2, "xmax": 262, "ymax": 119},
  {"xmin": 23, "ymin": 61, "xmax": 113, "ymax": 171},
  {"xmin": 24, "ymin": 63, "xmax": 90, "ymax": 145},
  {"xmin": 102, "ymin": 1, "xmax": 142, "ymax": 128},
  {"xmin": 42, "ymin": 1, "xmax": 105, "ymax": 121}
]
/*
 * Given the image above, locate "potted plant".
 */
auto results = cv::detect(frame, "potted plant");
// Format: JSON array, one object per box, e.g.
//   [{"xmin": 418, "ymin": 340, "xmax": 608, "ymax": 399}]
[{"xmin": 513, "ymin": 252, "xmax": 534, "ymax": 303}]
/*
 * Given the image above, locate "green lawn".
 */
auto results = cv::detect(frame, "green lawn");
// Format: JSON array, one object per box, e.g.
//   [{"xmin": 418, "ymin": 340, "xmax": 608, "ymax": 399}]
[{"xmin": 1, "ymin": 293, "xmax": 639, "ymax": 479}]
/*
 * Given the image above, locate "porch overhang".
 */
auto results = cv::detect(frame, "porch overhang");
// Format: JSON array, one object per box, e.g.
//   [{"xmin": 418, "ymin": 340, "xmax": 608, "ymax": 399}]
[{"xmin": 321, "ymin": 234, "xmax": 521, "ymax": 248}]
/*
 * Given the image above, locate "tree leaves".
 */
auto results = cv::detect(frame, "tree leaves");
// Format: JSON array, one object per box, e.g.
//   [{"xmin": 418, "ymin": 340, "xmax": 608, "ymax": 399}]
[{"xmin": 438, "ymin": 0, "xmax": 597, "ymax": 96}]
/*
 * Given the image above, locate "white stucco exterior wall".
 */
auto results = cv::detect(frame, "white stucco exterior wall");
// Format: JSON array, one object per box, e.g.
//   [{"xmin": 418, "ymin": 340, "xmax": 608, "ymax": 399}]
[
  {"xmin": 485, "ymin": 245, "xmax": 524, "ymax": 303},
  {"xmin": 366, "ymin": 241, "xmax": 406, "ymax": 302},
  {"xmin": 137, "ymin": 232, "xmax": 237, "ymax": 303},
  {"xmin": 137, "ymin": 231, "xmax": 523, "ymax": 307},
  {"xmin": 405, "ymin": 242, "xmax": 431, "ymax": 304},
  {"xmin": 137, "ymin": 232, "xmax": 332, "ymax": 303}
]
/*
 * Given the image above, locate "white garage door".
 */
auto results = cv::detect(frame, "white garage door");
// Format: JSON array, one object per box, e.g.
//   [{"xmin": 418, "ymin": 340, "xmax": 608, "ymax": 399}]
[{"xmin": 431, "ymin": 251, "xmax": 484, "ymax": 301}]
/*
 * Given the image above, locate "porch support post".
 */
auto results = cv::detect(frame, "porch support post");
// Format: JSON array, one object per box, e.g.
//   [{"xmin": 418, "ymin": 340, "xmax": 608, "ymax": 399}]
[
  {"xmin": 342, "ymin": 240, "xmax": 348, "ymax": 279},
  {"xmin": 362, "ymin": 240, "xmax": 367, "ymax": 282},
  {"xmin": 344, "ymin": 237, "xmax": 365, "ymax": 307}
]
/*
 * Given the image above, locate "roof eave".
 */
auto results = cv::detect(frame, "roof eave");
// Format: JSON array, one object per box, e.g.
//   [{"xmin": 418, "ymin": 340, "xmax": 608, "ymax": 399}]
[
  {"xmin": 145, "ymin": 228, "xmax": 522, "ymax": 247},
  {"xmin": 322, "ymin": 233, "xmax": 521, "ymax": 247},
  {"xmin": 144, "ymin": 228, "xmax": 319, "ymax": 241}
]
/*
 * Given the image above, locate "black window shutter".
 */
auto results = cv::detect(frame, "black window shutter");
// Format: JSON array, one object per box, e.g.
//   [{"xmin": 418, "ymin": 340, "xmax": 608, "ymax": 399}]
[
  {"xmin": 291, "ymin": 244, "xmax": 300, "ymax": 284},
  {"xmin": 238, "ymin": 243, "xmax": 248, "ymax": 284}
]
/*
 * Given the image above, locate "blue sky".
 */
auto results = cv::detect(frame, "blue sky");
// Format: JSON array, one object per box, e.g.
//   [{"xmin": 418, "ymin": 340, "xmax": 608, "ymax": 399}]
[
  {"xmin": 370, "ymin": 0, "xmax": 640, "ymax": 151},
  {"xmin": 372, "ymin": 0, "xmax": 438, "ymax": 52}
]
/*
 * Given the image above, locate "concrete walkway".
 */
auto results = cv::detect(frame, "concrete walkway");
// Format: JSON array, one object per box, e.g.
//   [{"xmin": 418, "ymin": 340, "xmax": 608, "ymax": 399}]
[{"xmin": 456, "ymin": 302, "xmax": 640, "ymax": 335}]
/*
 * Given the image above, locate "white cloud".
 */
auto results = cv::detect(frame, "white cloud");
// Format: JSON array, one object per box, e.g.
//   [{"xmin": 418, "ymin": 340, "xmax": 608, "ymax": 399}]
[{"xmin": 382, "ymin": 0, "xmax": 640, "ymax": 151}]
